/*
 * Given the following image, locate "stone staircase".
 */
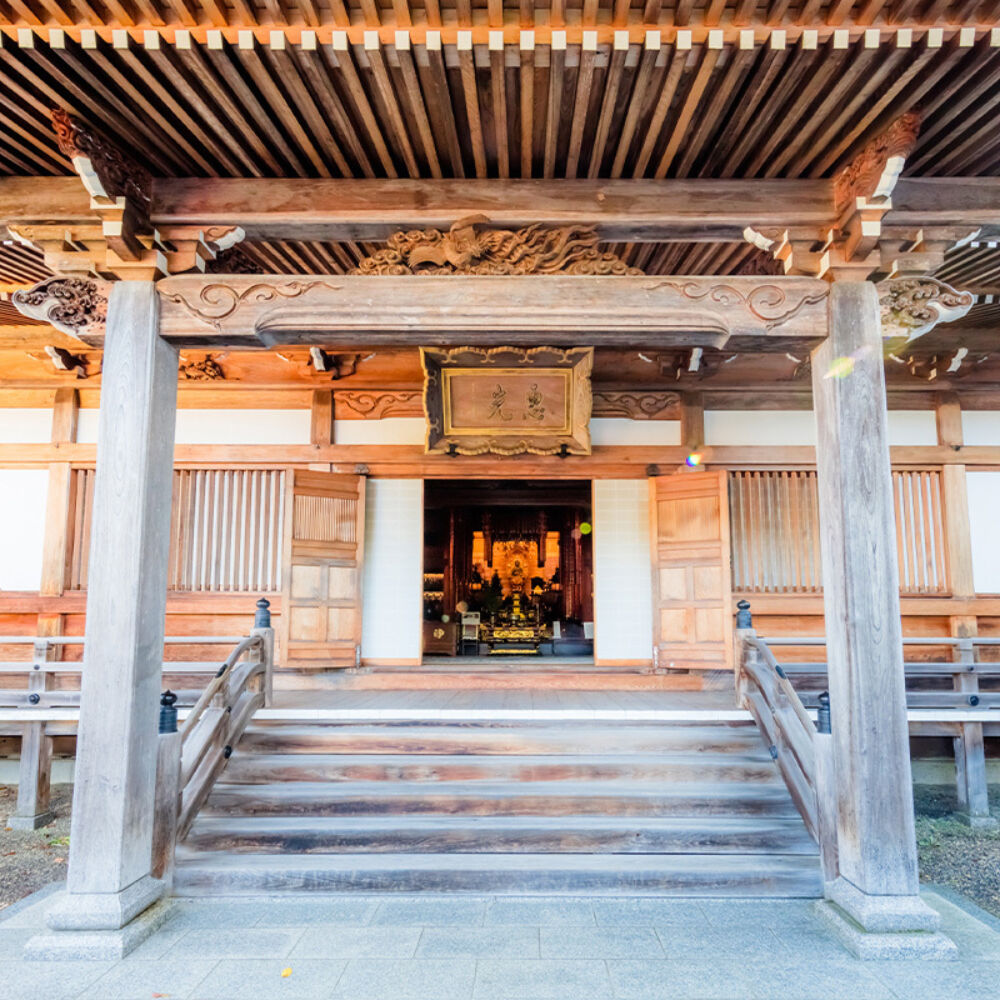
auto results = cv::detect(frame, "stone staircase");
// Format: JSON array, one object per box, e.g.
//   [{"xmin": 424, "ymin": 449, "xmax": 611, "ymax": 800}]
[{"xmin": 173, "ymin": 712, "xmax": 823, "ymax": 895}]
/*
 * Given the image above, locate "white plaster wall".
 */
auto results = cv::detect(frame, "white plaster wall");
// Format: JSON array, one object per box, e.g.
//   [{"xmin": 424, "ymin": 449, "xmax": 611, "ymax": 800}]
[
  {"xmin": 968, "ymin": 471, "xmax": 1000, "ymax": 595},
  {"xmin": 590, "ymin": 419, "xmax": 681, "ymax": 446},
  {"xmin": 77, "ymin": 408, "xmax": 311, "ymax": 445},
  {"xmin": 0, "ymin": 409, "xmax": 53, "ymax": 443},
  {"xmin": 705, "ymin": 410, "xmax": 818, "ymax": 446},
  {"xmin": 704, "ymin": 409, "xmax": 935, "ymax": 446},
  {"xmin": 335, "ymin": 418, "xmax": 426, "ymax": 446},
  {"xmin": 592, "ymin": 480, "xmax": 653, "ymax": 665},
  {"xmin": 361, "ymin": 479, "xmax": 424, "ymax": 663},
  {"xmin": 962, "ymin": 411, "xmax": 1000, "ymax": 446},
  {"xmin": 886, "ymin": 411, "xmax": 938, "ymax": 446},
  {"xmin": 0, "ymin": 470, "xmax": 48, "ymax": 591}
]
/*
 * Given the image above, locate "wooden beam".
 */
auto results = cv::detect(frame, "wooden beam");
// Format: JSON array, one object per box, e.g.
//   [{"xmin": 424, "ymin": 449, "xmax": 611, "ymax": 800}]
[
  {"xmin": 309, "ymin": 388, "xmax": 333, "ymax": 447},
  {"xmin": 146, "ymin": 177, "xmax": 837, "ymax": 242},
  {"xmin": 156, "ymin": 274, "xmax": 830, "ymax": 349}
]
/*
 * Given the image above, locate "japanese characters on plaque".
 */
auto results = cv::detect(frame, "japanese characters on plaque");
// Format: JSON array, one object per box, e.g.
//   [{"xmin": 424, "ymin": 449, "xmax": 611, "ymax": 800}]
[{"xmin": 420, "ymin": 347, "xmax": 593, "ymax": 457}]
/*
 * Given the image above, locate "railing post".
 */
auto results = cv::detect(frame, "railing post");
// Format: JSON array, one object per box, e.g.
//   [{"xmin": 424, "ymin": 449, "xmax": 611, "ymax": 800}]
[
  {"xmin": 151, "ymin": 692, "xmax": 182, "ymax": 890},
  {"xmin": 734, "ymin": 600, "xmax": 755, "ymax": 705},
  {"xmin": 252, "ymin": 598, "xmax": 275, "ymax": 708},
  {"xmin": 813, "ymin": 691, "xmax": 839, "ymax": 884},
  {"xmin": 10, "ymin": 639, "xmax": 56, "ymax": 830},
  {"xmin": 952, "ymin": 637, "xmax": 997, "ymax": 829}
]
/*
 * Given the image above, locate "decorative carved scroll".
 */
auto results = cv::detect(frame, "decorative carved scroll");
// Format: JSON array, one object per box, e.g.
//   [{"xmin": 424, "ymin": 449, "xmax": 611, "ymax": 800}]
[
  {"xmin": 648, "ymin": 280, "xmax": 828, "ymax": 331},
  {"xmin": 12, "ymin": 276, "xmax": 110, "ymax": 341},
  {"xmin": 351, "ymin": 215, "xmax": 642, "ymax": 276},
  {"xmin": 179, "ymin": 355, "xmax": 226, "ymax": 381},
  {"xmin": 335, "ymin": 391, "xmax": 424, "ymax": 420},
  {"xmin": 422, "ymin": 346, "xmax": 593, "ymax": 457},
  {"xmin": 877, "ymin": 277, "xmax": 975, "ymax": 341},
  {"xmin": 591, "ymin": 391, "xmax": 680, "ymax": 420},
  {"xmin": 834, "ymin": 111, "xmax": 921, "ymax": 211}
]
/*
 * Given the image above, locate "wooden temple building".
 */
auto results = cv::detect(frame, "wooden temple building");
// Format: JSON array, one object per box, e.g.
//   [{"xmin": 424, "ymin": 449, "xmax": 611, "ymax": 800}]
[{"xmin": 0, "ymin": 0, "xmax": 999, "ymax": 961}]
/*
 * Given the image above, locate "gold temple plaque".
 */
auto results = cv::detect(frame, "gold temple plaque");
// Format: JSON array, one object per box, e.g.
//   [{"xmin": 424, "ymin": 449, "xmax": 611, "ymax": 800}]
[{"xmin": 421, "ymin": 347, "xmax": 593, "ymax": 456}]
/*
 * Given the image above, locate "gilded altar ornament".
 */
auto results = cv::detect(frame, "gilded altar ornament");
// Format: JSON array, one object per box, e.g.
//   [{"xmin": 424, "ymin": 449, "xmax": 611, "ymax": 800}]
[{"xmin": 350, "ymin": 216, "xmax": 643, "ymax": 276}]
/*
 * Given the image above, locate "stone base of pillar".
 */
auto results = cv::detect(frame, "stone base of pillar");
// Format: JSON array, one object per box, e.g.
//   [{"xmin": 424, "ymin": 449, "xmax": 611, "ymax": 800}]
[
  {"xmin": 957, "ymin": 812, "xmax": 999, "ymax": 832},
  {"xmin": 45, "ymin": 874, "xmax": 165, "ymax": 931},
  {"xmin": 24, "ymin": 899, "xmax": 173, "ymax": 961},
  {"xmin": 814, "ymin": 878, "xmax": 957, "ymax": 959},
  {"xmin": 7, "ymin": 811, "xmax": 55, "ymax": 831}
]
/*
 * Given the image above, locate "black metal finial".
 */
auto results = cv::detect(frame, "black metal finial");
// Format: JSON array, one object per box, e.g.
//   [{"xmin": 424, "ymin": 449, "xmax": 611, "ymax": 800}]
[
  {"xmin": 159, "ymin": 690, "xmax": 178, "ymax": 734},
  {"xmin": 736, "ymin": 600, "xmax": 752, "ymax": 629},
  {"xmin": 255, "ymin": 598, "xmax": 271, "ymax": 629},
  {"xmin": 557, "ymin": 444, "xmax": 570, "ymax": 459},
  {"xmin": 446, "ymin": 442, "xmax": 459, "ymax": 457},
  {"xmin": 817, "ymin": 691, "xmax": 831, "ymax": 734}
]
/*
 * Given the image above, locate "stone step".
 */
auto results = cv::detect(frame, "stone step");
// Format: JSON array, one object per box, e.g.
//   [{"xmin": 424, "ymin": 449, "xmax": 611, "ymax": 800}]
[
  {"xmin": 180, "ymin": 814, "xmax": 820, "ymax": 856},
  {"xmin": 237, "ymin": 723, "xmax": 764, "ymax": 757},
  {"xmin": 221, "ymin": 751, "xmax": 781, "ymax": 786},
  {"xmin": 173, "ymin": 851, "xmax": 824, "ymax": 896},
  {"xmin": 202, "ymin": 780, "xmax": 802, "ymax": 819}
]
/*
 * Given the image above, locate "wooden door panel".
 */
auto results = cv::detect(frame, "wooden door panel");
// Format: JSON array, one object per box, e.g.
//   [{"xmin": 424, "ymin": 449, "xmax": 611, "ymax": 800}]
[
  {"xmin": 281, "ymin": 470, "xmax": 366, "ymax": 670},
  {"xmin": 650, "ymin": 471, "xmax": 733, "ymax": 671}
]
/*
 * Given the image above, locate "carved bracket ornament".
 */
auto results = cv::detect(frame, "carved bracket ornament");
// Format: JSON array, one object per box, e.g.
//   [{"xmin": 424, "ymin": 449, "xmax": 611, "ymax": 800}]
[
  {"xmin": 179, "ymin": 354, "xmax": 226, "ymax": 381},
  {"xmin": 422, "ymin": 347, "xmax": 593, "ymax": 457},
  {"xmin": 877, "ymin": 277, "xmax": 975, "ymax": 341},
  {"xmin": 12, "ymin": 276, "xmax": 110, "ymax": 342},
  {"xmin": 350, "ymin": 216, "xmax": 642, "ymax": 275}
]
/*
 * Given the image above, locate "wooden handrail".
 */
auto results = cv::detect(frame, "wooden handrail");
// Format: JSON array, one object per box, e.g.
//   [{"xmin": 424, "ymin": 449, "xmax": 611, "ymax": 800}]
[
  {"xmin": 152, "ymin": 599, "xmax": 275, "ymax": 887},
  {"xmin": 735, "ymin": 608, "xmax": 838, "ymax": 882}
]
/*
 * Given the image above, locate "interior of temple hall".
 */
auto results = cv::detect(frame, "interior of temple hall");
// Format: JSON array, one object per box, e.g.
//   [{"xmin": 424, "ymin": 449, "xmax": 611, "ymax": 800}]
[{"xmin": 422, "ymin": 480, "xmax": 594, "ymax": 659}]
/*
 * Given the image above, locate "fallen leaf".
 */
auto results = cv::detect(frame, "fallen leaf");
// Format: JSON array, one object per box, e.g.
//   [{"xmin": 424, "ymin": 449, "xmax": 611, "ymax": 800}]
[
  {"xmin": 280, "ymin": 968, "xmax": 292, "ymax": 979},
  {"xmin": 152, "ymin": 993, "xmax": 170, "ymax": 998},
  {"xmin": 54, "ymin": 857, "xmax": 65, "ymax": 863}
]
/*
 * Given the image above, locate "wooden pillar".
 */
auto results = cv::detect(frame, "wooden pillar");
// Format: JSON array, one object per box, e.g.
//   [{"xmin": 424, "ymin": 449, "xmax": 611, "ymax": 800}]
[
  {"xmin": 40, "ymin": 388, "xmax": 78, "ymax": 597},
  {"xmin": 811, "ymin": 281, "xmax": 947, "ymax": 950},
  {"xmin": 44, "ymin": 283, "xmax": 178, "ymax": 943}
]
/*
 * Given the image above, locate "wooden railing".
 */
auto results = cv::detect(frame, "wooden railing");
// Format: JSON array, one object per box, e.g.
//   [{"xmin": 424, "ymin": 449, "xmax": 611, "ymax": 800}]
[
  {"xmin": 0, "ymin": 599, "xmax": 274, "ymax": 843},
  {"xmin": 729, "ymin": 469, "xmax": 949, "ymax": 595},
  {"xmin": 735, "ymin": 604, "xmax": 838, "ymax": 882},
  {"xmin": 762, "ymin": 629, "xmax": 1000, "ymax": 830},
  {"xmin": 68, "ymin": 467, "xmax": 286, "ymax": 592},
  {"xmin": 152, "ymin": 601, "xmax": 275, "ymax": 885}
]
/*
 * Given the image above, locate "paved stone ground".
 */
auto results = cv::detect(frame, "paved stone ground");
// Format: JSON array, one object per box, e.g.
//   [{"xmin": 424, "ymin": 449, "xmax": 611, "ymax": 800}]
[{"xmin": 1, "ymin": 888, "xmax": 1000, "ymax": 1000}]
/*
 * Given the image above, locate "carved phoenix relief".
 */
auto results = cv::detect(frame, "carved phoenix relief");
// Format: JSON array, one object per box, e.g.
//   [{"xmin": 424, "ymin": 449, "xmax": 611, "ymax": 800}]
[{"xmin": 351, "ymin": 216, "xmax": 642, "ymax": 276}]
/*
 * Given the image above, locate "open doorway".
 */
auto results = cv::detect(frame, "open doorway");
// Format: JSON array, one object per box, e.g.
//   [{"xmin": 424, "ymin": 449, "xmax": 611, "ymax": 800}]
[{"xmin": 422, "ymin": 479, "xmax": 594, "ymax": 662}]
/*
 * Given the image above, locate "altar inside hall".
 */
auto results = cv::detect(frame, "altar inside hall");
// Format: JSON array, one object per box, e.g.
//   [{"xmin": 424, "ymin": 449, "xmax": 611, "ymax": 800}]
[{"xmin": 422, "ymin": 480, "xmax": 595, "ymax": 659}]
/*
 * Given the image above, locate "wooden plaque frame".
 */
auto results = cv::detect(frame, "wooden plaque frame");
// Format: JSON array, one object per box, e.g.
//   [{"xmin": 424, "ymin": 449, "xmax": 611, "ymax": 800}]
[{"xmin": 421, "ymin": 346, "xmax": 593, "ymax": 456}]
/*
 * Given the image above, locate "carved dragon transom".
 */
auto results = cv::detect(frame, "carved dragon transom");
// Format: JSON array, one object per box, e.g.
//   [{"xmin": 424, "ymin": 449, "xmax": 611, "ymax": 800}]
[{"xmin": 350, "ymin": 215, "xmax": 643, "ymax": 276}]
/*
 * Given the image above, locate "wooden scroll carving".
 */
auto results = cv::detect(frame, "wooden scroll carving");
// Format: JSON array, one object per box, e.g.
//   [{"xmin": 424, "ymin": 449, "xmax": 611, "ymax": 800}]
[
  {"xmin": 421, "ymin": 346, "xmax": 593, "ymax": 457},
  {"xmin": 878, "ymin": 277, "xmax": 974, "ymax": 341},
  {"xmin": 12, "ymin": 276, "xmax": 110, "ymax": 342},
  {"xmin": 351, "ymin": 215, "xmax": 642, "ymax": 275},
  {"xmin": 335, "ymin": 391, "xmax": 424, "ymax": 420},
  {"xmin": 179, "ymin": 355, "xmax": 226, "ymax": 380},
  {"xmin": 591, "ymin": 391, "xmax": 680, "ymax": 420}
]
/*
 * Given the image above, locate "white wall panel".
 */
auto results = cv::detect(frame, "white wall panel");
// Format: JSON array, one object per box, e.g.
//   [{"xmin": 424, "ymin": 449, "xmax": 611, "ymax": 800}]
[
  {"xmin": 361, "ymin": 479, "xmax": 424, "ymax": 663},
  {"xmin": 968, "ymin": 471, "xmax": 1000, "ymax": 594},
  {"xmin": 592, "ymin": 480, "xmax": 653, "ymax": 665},
  {"xmin": 962, "ymin": 411, "xmax": 1000, "ymax": 446},
  {"xmin": 0, "ymin": 470, "xmax": 48, "ymax": 591},
  {"xmin": 705, "ymin": 410, "xmax": 818, "ymax": 446},
  {"xmin": 78, "ymin": 408, "xmax": 310, "ymax": 445},
  {"xmin": 590, "ymin": 419, "xmax": 681, "ymax": 446},
  {"xmin": 886, "ymin": 411, "xmax": 937, "ymax": 446},
  {"xmin": 335, "ymin": 417, "xmax": 426, "ymax": 446},
  {"xmin": 0, "ymin": 409, "xmax": 53, "ymax": 443}
]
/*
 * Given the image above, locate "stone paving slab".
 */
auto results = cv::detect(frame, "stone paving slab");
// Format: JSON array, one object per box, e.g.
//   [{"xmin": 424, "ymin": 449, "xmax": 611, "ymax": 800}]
[{"xmin": 0, "ymin": 889, "xmax": 999, "ymax": 1000}]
